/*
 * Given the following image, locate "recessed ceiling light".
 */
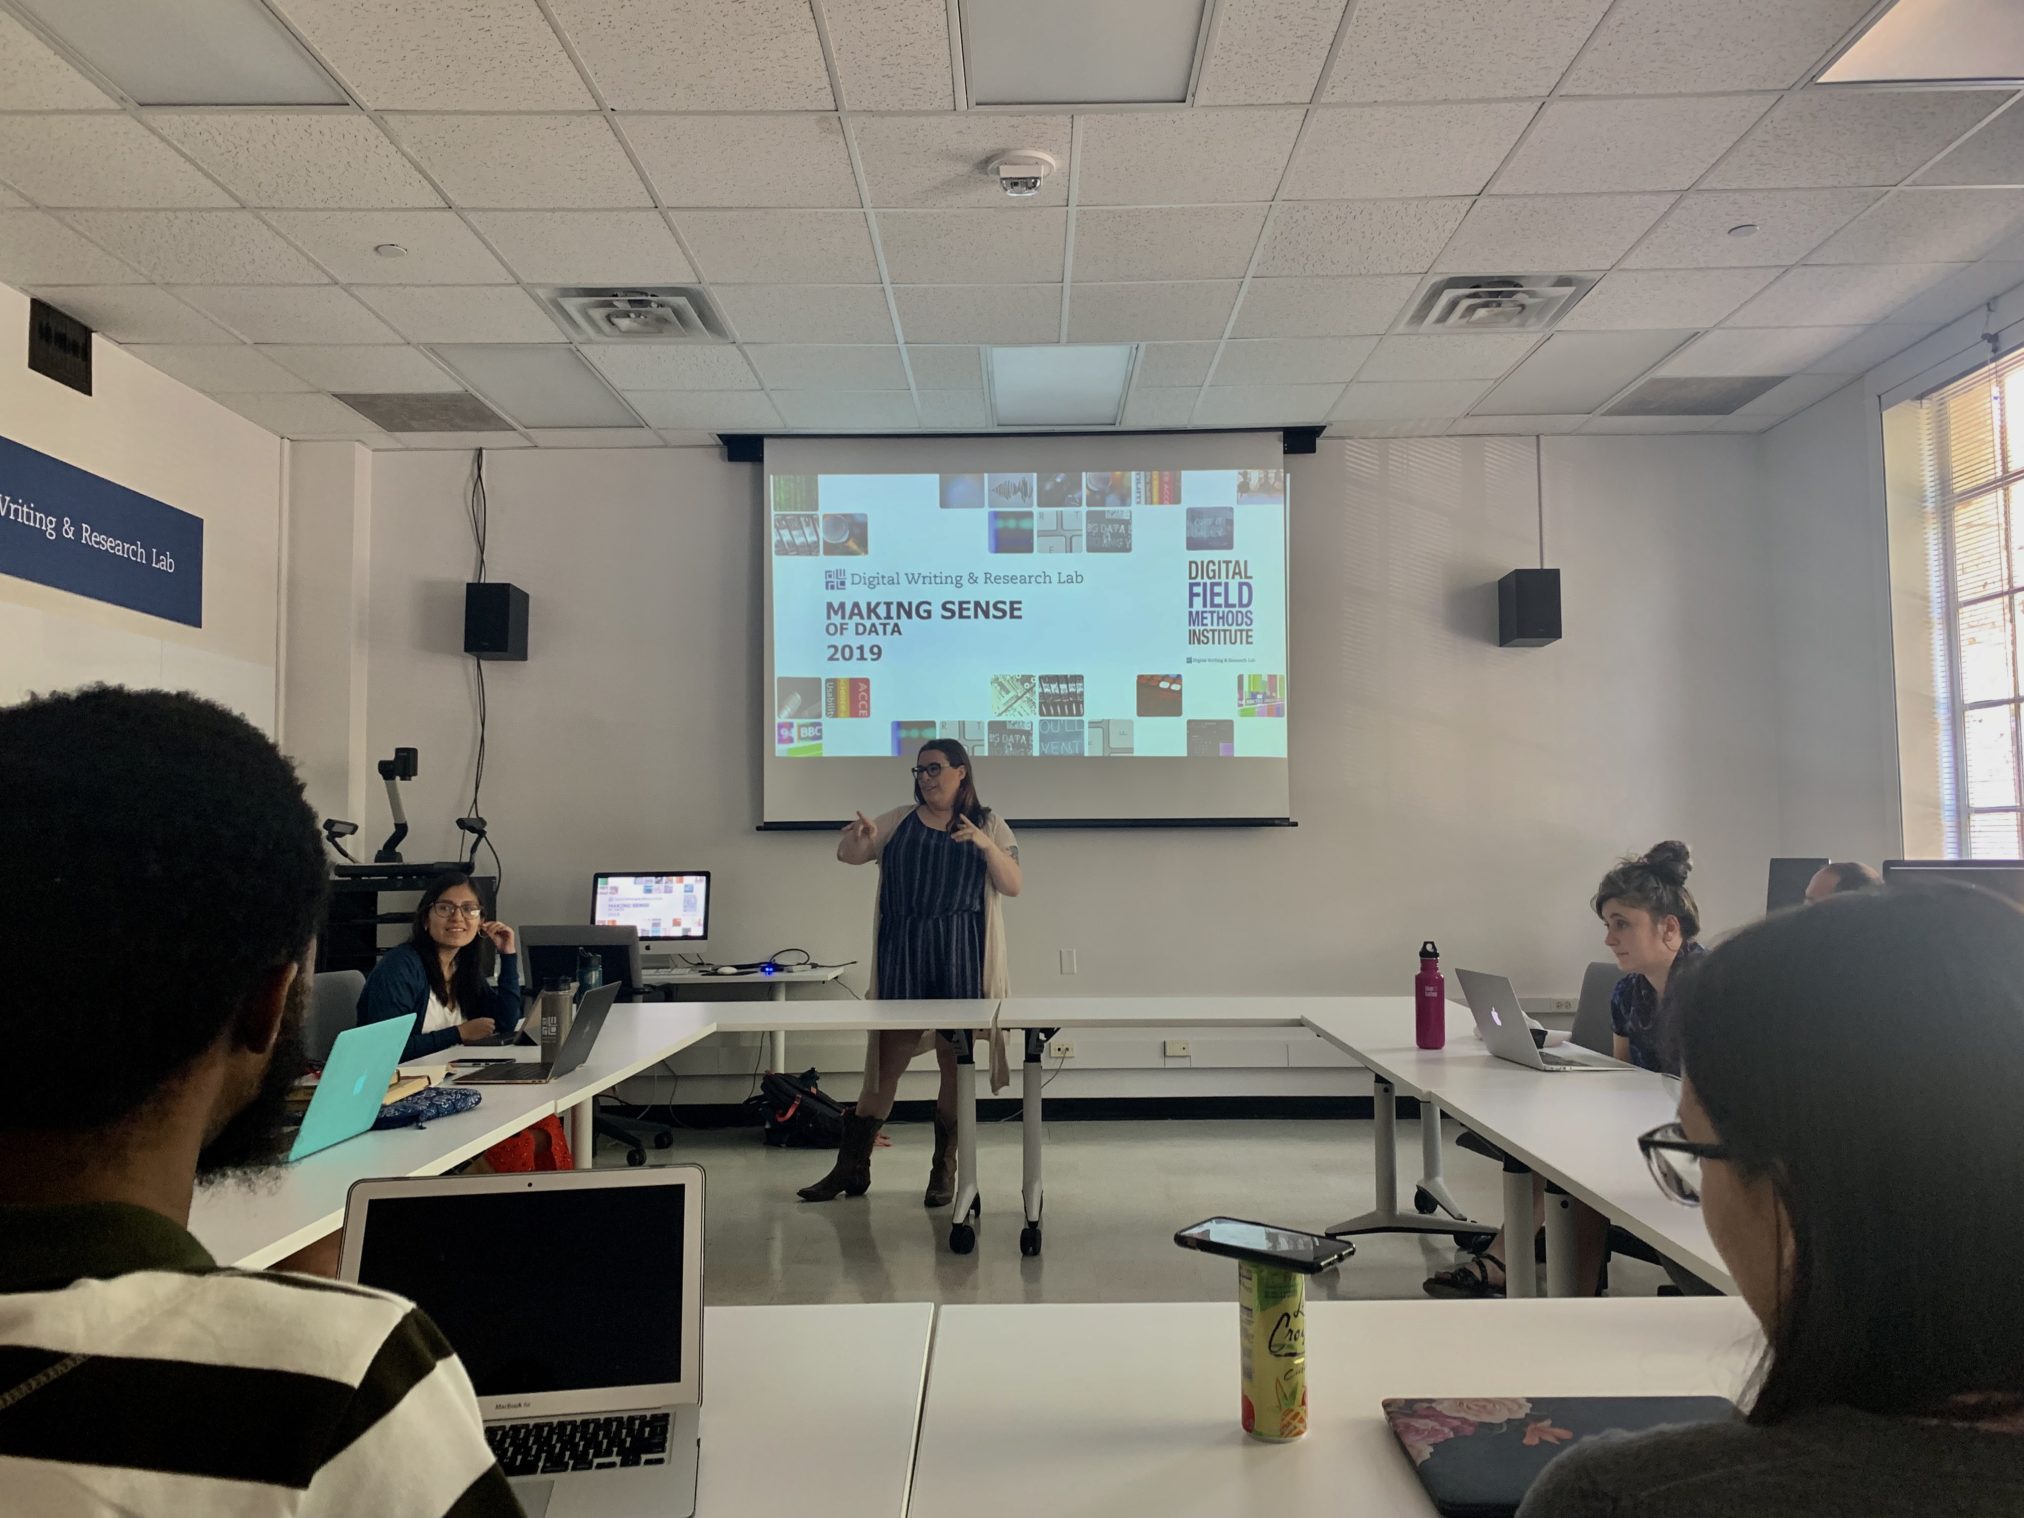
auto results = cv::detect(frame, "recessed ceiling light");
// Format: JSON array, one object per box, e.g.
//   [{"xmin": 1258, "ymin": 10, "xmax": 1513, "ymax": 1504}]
[
  {"xmin": 1727, "ymin": 223, "xmax": 1760, "ymax": 239},
  {"xmin": 963, "ymin": 0, "xmax": 1209, "ymax": 106},
  {"xmin": 430, "ymin": 345, "xmax": 639, "ymax": 430},
  {"xmin": 13, "ymin": 0, "xmax": 347, "ymax": 105},
  {"xmin": 1819, "ymin": 0, "xmax": 2024, "ymax": 86},
  {"xmin": 374, "ymin": 243, "xmax": 409, "ymax": 259},
  {"xmin": 988, "ymin": 345, "xmax": 1135, "ymax": 426}
]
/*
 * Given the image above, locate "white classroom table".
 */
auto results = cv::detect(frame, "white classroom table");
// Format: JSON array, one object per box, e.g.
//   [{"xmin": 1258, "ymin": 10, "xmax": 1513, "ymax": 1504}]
[
  {"xmin": 909, "ymin": 1297, "xmax": 1760, "ymax": 1518},
  {"xmin": 642, "ymin": 965, "xmax": 849, "ymax": 1071}
]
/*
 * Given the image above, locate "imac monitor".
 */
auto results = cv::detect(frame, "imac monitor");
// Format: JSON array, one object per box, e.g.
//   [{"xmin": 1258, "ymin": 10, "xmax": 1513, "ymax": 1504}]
[
  {"xmin": 1882, "ymin": 859, "xmax": 2024, "ymax": 907},
  {"xmin": 593, "ymin": 872, "xmax": 709, "ymax": 969}
]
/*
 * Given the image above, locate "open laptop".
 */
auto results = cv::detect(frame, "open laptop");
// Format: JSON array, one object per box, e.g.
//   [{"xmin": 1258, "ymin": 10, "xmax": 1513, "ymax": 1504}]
[
  {"xmin": 1457, "ymin": 969, "xmax": 1625, "ymax": 1072},
  {"xmin": 288, "ymin": 1014, "xmax": 414, "ymax": 1161},
  {"xmin": 340, "ymin": 1166, "xmax": 704, "ymax": 1518},
  {"xmin": 454, "ymin": 980, "xmax": 621, "ymax": 1085}
]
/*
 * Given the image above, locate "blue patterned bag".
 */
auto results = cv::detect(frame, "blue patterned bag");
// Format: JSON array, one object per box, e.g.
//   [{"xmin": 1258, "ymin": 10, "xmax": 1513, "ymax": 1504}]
[{"xmin": 373, "ymin": 1085, "xmax": 482, "ymax": 1130}]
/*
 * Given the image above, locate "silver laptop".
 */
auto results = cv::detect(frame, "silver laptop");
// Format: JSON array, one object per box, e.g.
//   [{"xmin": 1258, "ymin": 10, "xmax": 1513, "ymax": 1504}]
[
  {"xmin": 454, "ymin": 980, "xmax": 621, "ymax": 1085},
  {"xmin": 340, "ymin": 1166, "xmax": 704, "ymax": 1518},
  {"xmin": 1456, "ymin": 968, "xmax": 1627, "ymax": 1072}
]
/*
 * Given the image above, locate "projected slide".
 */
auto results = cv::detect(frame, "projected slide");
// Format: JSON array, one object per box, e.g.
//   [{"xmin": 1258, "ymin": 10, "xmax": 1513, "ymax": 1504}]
[{"xmin": 769, "ymin": 466, "xmax": 1289, "ymax": 759}]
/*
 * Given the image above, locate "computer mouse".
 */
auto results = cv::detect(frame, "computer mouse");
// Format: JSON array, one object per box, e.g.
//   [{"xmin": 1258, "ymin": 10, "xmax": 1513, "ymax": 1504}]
[{"xmin": 708, "ymin": 964, "xmax": 743, "ymax": 975}]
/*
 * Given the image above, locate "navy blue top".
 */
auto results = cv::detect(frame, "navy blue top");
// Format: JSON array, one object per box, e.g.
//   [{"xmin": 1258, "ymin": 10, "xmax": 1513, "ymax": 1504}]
[
  {"xmin": 1610, "ymin": 941, "xmax": 1706, "ymax": 1074},
  {"xmin": 356, "ymin": 941, "xmax": 522, "ymax": 1061}
]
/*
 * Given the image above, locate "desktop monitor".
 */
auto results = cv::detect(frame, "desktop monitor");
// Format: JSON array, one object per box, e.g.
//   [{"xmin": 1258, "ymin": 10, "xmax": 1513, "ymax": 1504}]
[
  {"xmin": 592, "ymin": 872, "xmax": 710, "ymax": 944},
  {"xmin": 1882, "ymin": 859, "xmax": 2024, "ymax": 907},
  {"xmin": 520, "ymin": 924, "xmax": 643, "ymax": 995},
  {"xmin": 1767, "ymin": 857, "xmax": 1830, "ymax": 913}
]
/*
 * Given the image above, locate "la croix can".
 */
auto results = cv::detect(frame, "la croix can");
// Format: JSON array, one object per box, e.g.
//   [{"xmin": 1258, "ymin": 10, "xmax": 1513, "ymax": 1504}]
[{"xmin": 1238, "ymin": 1260, "xmax": 1308, "ymax": 1440}]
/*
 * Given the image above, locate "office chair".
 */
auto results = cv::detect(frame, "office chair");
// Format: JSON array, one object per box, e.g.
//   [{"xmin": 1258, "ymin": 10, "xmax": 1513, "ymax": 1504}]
[
  {"xmin": 309, "ymin": 969, "xmax": 367, "ymax": 1062},
  {"xmin": 1570, "ymin": 961, "xmax": 1618, "ymax": 1053}
]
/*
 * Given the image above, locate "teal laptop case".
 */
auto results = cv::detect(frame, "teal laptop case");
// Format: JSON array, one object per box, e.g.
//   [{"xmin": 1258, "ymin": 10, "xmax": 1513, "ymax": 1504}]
[{"xmin": 289, "ymin": 1015, "xmax": 415, "ymax": 1162}]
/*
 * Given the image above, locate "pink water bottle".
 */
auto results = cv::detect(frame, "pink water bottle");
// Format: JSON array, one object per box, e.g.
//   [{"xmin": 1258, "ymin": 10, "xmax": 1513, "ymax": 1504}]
[{"xmin": 1415, "ymin": 941, "xmax": 1446, "ymax": 1050}]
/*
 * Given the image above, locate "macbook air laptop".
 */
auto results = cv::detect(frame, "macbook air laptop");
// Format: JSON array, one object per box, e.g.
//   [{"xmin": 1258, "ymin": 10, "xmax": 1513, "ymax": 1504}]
[
  {"xmin": 288, "ymin": 1014, "xmax": 414, "ymax": 1161},
  {"xmin": 340, "ymin": 1165, "xmax": 704, "ymax": 1518},
  {"xmin": 1457, "ymin": 969, "xmax": 1626, "ymax": 1072},
  {"xmin": 454, "ymin": 980, "xmax": 621, "ymax": 1085}
]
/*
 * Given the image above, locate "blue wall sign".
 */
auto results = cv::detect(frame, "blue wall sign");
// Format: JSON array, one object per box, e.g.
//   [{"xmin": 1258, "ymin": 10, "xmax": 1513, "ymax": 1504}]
[{"xmin": 0, "ymin": 432, "xmax": 203, "ymax": 628}]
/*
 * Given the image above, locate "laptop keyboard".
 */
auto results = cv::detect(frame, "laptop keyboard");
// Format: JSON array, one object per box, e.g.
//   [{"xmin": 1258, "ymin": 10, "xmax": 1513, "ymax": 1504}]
[{"xmin": 487, "ymin": 1412, "xmax": 671, "ymax": 1477}]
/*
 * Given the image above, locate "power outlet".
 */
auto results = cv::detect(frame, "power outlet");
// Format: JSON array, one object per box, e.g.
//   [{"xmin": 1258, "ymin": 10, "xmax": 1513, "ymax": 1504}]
[
  {"xmin": 1552, "ymin": 998, "xmax": 1575, "ymax": 1012},
  {"xmin": 1164, "ymin": 1039, "xmax": 1191, "ymax": 1058},
  {"xmin": 1058, "ymin": 947, "xmax": 1078, "ymax": 975},
  {"xmin": 1047, "ymin": 1038, "xmax": 1075, "ymax": 1061}
]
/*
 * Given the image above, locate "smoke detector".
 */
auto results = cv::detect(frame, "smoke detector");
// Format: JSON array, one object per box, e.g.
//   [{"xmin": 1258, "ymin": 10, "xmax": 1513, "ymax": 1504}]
[
  {"xmin": 536, "ymin": 286, "xmax": 729, "ymax": 343},
  {"xmin": 986, "ymin": 150, "xmax": 1058, "ymax": 199},
  {"xmin": 1402, "ymin": 274, "xmax": 1597, "ymax": 333}
]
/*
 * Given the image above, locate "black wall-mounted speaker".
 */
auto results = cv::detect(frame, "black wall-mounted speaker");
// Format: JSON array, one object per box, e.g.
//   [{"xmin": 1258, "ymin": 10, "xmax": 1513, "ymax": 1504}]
[
  {"xmin": 1498, "ymin": 568, "xmax": 1561, "ymax": 648},
  {"xmin": 464, "ymin": 582, "xmax": 529, "ymax": 661},
  {"xmin": 28, "ymin": 298, "xmax": 92, "ymax": 396},
  {"xmin": 721, "ymin": 433, "xmax": 764, "ymax": 463}
]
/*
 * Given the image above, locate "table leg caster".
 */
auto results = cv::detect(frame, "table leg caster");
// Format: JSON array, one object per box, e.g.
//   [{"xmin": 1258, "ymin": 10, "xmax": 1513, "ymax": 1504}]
[{"xmin": 1019, "ymin": 1225, "xmax": 1041, "ymax": 1257}]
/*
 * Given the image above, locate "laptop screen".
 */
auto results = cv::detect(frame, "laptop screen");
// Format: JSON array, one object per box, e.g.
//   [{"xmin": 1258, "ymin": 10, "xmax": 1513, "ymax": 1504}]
[{"xmin": 353, "ymin": 1182, "xmax": 687, "ymax": 1397}]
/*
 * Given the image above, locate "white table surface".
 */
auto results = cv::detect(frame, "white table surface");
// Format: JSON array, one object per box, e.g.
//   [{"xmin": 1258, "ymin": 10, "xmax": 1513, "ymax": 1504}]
[
  {"xmin": 644, "ymin": 965, "xmax": 846, "ymax": 986},
  {"xmin": 700, "ymin": 1303, "xmax": 931, "ymax": 1518},
  {"xmin": 910, "ymin": 1298, "xmax": 1760, "ymax": 1518},
  {"xmin": 995, "ymin": 995, "xmax": 1329, "ymax": 1028}
]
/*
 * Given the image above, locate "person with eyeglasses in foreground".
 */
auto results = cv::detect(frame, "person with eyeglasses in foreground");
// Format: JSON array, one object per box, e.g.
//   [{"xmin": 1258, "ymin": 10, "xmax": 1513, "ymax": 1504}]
[
  {"xmin": 0, "ymin": 687, "xmax": 521, "ymax": 1517},
  {"xmin": 800, "ymin": 738, "xmax": 1021, "ymax": 1204},
  {"xmin": 1519, "ymin": 883, "xmax": 2024, "ymax": 1516}
]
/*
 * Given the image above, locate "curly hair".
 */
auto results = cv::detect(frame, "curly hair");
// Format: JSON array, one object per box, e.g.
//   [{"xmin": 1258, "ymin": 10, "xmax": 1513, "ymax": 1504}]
[{"xmin": 1593, "ymin": 839, "xmax": 1701, "ymax": 942}]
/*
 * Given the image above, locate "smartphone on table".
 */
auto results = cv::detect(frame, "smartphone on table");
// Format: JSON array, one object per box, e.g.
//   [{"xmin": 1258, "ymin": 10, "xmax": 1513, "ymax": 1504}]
[{"xmin": 1174, "ymin": 1217, "xmax": 1354, "ymax": 1274}]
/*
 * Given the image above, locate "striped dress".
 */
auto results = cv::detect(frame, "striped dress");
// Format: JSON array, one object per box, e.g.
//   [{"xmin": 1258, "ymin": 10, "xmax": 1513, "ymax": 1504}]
[
  {"xmin": 874, "ymin": 810, "xmax": 988, "ymax": 999},
  {"xmin": 0, "ymin": 1202, "xmax": 521, "ymax": 1518}
]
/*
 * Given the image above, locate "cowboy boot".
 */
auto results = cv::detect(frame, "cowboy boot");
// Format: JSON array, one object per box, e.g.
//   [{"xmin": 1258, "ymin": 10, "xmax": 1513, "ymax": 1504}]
[
  {"xmin": 923, "ymin": 1116, "xmax": 957, "ymax": 1207},
  {"xmin": 797, "ymin": 1111, "xmax": 882, "ymax": 1201}
]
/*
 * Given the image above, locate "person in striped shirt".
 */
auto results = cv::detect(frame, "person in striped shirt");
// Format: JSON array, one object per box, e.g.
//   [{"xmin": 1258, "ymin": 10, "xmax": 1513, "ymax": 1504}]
[{"xmin": 0, "ymin": 686, "xmax": 522, "ymax": 1518}]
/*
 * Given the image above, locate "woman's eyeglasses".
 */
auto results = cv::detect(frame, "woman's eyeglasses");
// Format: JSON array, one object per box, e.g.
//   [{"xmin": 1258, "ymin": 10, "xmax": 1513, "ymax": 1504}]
[
  {"xmin": 429, "ymin": 902, "xmax": 484, "ymax": 921},
  {"xmin": 911, "ymin": 763, "xmax": 948, "ymax": 779},
  {"xmin": 1638, "ymin": 1121, "xmax": 1730, "ymax": 1207}
]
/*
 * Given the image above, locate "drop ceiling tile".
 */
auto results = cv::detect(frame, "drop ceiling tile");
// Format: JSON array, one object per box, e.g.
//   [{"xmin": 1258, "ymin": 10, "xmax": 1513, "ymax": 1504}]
[
  {"xmin": 1886, "ymin": 260, "xmax": 2024, "ymax": 326},
  {"xmin": 262, "ymin": 344, "xmax": 462, "ymax": 391},
  {"xmin": 1915, "ymin": 102, "xmax": 2024, "ymax": 187},
  {"xmin": 622, "ymin": 115, "xmax": 860, "ymax": 208},
  {"xmin": 400, "ymin": 430, "xmax": 532, "ymax": 449},
  {"xmin": 1066, "ymin": 281, "xmax": 1240, "ymax": 342},
  {"xmin": 1704, "ymin": 91, "xmax": 2012, "ymax": 191},
  {"xmin": 894, "ymin": 284, "xmax": 1061, "ymax": 343},
  {"xmin": 26, "ymin": 286, "xmax": 233, "ymax": 343},
  {"xmin": 1737, "ymin": 371, "xmax": 1852, "ymax": 417},
  {"xmin": 1434, "ymin": 194, "xmax": 1675, "ymax": 273},
  {"xmin": 1446, "ymin": 413, "xmax": 1592, "ymax": 435},
  {"xmin": 217, "ymin": 391, "xmax": 390, "ymax": 437},
  {"xmin": 852, "ymin": 114, "xmax": 1072, "ymax": 208},
  {"xmin": 263, "ymin": 210, "xmax": 512, "ymax": 284},
  {"xmin": 918, "ymin": 390, "xmax": 990, "ymax": 428},
  {"xmin": 353, "ymin": 285, "xmax": 564, "ymax": 343},
  {"xmin": 1579, "ymin": 415, "xmax": 1721, "ymax": 433},
  {"xmin": 715, "ymin": 285, "xmax": 895, "ymax": 344},
  {"xmin": 876, "ymin": 209, "xmax": 1066, "ymax": 284},
  {"xmin": 1288, "ymin": 103, "xmax": 1539, "ymax": 200},
  {"xmin": 1212, "ymin": 336, "xmax": 1380, "ymax": 384},
  {"xmin": 127, "ymin": 344, "xmax": 311, "ymax": 393},
  {"xmin": 1135, "ymin": 342, "xmax": 1222, "ymax": 387},
  {"xmin": 905, "ymin": 345, "xmax": 982, "ymax": 386},
  {"xmin": 1619, "ymin": 188, "xmax": 1882, "ymax": 268},
  {"xmin": 386, "ymin": 116, "xmax": 649, "ymax": 209},
  {"xmin": 774, "ymin": 391, "xmax": 920, "ymax": 429},
  {"xmin": 63, "ymin": 212, "xmax": 328, "ymax": 283},
  {"xmin": 0, "ymin": 213, "xmax": 141, "ymax": 285},
  {"xmin": 522, "ymin": 427, "xmax": 660, "ymax": 447},
  {"xmin": 171, "ymin": 285, "xmax": 401, "ymax": 344},
  {"xmin": 1231, "ymin": 275, "xmax": 1418, "ymax": 337},
  {"xmin": 748, "ymin": 344, "xmax": 908, "ymax": 389},
  {"xmin": 673, "ymin": 210, "xmax": 874, "ymax": 284},
  {"xmin": 0, "ymin": 187, "xmax": 22, "ymax": 208},
  {"xmin": 0, "ymin": 117, "xmax": 231, "ymax": 209},
  {"xmin": 1255, "ymin": 199, "xmax": 1471, "ymax": 276},
  {"xmin": 1196, "ymin": 384, "xmax": 1344, "ymax": 425},
  {"xmin": 1071, "ymin": 205, "xmax": 1265, "ymax": 282},
  {"xmin": 549, "ymin": 0, "xmax": 834, "ymax": 110},
  {"xmin": 1492, "ymin": 96, "xmax": 1771, "ymax": 196},
  {"xmin": 1561, "ymin": 0, "xmax": 1877, "ymax": 93},
  {"xmin": 1803, "ymin": 324, "xmax": 1937, "ymax": 376},
  {"xmin": 0, "ymin": 13, "xmax": 112, "ymax": 107},
  {"xmin": 1321, "ymin": 0, "xmax": 1612, "ymax": 103},
  {"xmin": 825, "ymin": 0, "xmax": 955, "ymax": 110},
  {"xmin": 1076, "ymin": 109, "xmax": 1303, "ymax": 206},
  {"xmin": 1659, "ymin": 325, "xmax": 1858, "ymax": 376},
  {"xmin": 1330, "ymin": 379, "xmax": 1491, "ymax": 421},
  {"xmin": 626, "ymin": 391, "xmax": 782, "ymax": 430},
  {"xmin": 1123, "ymin": 387, "xmax": 1201, "ymax": 427},
  {"xmin": 1195, "ymin": 0, "xmax": 1352, "ymax": 105},
  {"xmin": 1473, "ymin": 330, "xmax": 1694, "ymax": 414},
  {"xmin": 146, "ymin": 112, "xmax": 440, "ymax": 209},
  {"xmin": 277, "ymin": 0, "xmax": 593, "ymax": 111},
  {"xmin": 1355, "ymin": 334, "xmax": 1538, "ymax": 382},
  {"xmin": 655, "ymin": 430, "xmax": 717, "ymax": 446},
  {"xmin": 1325, "ymin": 419, "xmax": 1453, "ymax": 437},
  {"xmin": 461, "ymin": 211, "xmax": 693, "ymax": 285},
  {"xmin": 1725, "ymin": 263, "xmax": 1961, "ymax": 328},
  {"xmin": 1559, "ymin": 267, "xmax": 1779, "ymax": 330},
  {"xmin": 580, "ymin": 345, "xmax": 759, "ymax": 390},
  {"xmin": 1805, "ymin": 189, "xmax": 2024, "ymax": 266}
]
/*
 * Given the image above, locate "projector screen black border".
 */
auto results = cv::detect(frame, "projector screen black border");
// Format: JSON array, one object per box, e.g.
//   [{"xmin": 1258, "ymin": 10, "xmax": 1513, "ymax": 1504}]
[
  {"xmin": 757, "ymin": 817, "xmax": 1297, "ymax": 831},
  {"xmin": 721, "ymin": 427, "xmax": 1324, "ymax": 458}
]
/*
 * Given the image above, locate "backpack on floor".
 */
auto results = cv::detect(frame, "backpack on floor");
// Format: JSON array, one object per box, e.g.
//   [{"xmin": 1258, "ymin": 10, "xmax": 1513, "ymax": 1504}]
[{"xmin": 748, "ymin": 1068, "xmax": 844, "ymax": 1149}]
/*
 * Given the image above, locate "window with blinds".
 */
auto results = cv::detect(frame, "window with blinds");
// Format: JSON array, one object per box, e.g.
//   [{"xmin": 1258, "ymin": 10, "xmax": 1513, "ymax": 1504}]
[{"xmin": 1917, "ymin": 345, "xmax": 2024, "ymax": 857}]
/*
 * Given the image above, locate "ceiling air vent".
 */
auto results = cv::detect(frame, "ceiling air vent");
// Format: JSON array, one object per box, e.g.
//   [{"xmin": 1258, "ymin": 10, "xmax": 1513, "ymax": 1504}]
[
  {"xmin": 1402, "ymin": 274, "xmax": 1596, "ymax": 333},
  {"xmin": 1605, "ymin": 375, "xmax": 1785, "ymax": 417},
  {"xmin": 537, "ymin": 286, "xmax": 729, "ymax": 343},
  {"xmin": 336, "ymin": 392, "xmax": 514, "ymax": 432}
]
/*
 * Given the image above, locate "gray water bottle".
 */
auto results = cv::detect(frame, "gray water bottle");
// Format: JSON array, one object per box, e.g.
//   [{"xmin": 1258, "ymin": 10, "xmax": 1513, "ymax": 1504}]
[{"xmin": 539, "ymin": 975, "xmax": 573, "ymax": 1064}]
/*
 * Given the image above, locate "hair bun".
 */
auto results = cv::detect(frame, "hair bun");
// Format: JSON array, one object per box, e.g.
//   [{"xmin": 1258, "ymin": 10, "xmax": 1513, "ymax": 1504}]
[{"xmin": 1642, "ymin": 840, "xmax": 1692, "ymax": 883}]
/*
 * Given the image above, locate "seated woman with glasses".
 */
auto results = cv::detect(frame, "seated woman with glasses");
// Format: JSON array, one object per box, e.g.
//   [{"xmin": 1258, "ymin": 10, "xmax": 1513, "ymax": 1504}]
[
  {"xmin": 357, "ymin": 872, "xmax": 522, "ymax": 1060},
  {"xmin": 1520, "ymin": 883, "xmax": 2024, "ymax": 1516}
]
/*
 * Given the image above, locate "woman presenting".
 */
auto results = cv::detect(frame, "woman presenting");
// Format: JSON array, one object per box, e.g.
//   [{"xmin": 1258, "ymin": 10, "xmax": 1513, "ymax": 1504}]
[{"xmin": 799, "ymin": 740, "xmax": 1021, "ymax": 1203}]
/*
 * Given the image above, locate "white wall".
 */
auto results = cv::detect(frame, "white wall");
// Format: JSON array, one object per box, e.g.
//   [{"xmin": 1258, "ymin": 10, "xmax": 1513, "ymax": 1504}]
[{"xmin": 0, "ymin": 282, "xmax": 284, "ymax": 729}]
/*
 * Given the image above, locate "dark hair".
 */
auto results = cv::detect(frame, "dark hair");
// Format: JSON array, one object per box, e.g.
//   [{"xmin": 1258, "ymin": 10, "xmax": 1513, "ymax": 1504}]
[
  {"xmin": 1818, "ymin": 860, "xmax": 1883, "ymax": 896},
  {"xmin": 408, "ymin": 871, "xmax": 488, "ymax": 1014},
  {"xmin": 914, "ymin": 740, "xmax": 986, "ymax": 825},
  {"xmin": 1673, "ymin": 885, "xmax": 2024, "ymax": 1423},
  {"xmin": 0, "ymin": 687, "xmax": 327, "ymax": 1131},
  {"xmin": 1593, "ymin": 840, "xmax": 1701, "ymax": 942}
]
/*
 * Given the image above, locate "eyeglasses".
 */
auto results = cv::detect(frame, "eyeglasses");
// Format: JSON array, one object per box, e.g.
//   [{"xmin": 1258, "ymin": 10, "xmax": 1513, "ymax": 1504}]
[
  {"xmin": 911, "ymin": 763, "xmax": 948, "ymax": 779},
  {"xmin": 1638, "ymin": 1121, "xmax": 1731, "ymax": 1207},
  {"xmin": 429, "ymin": 902, "xmax": 484, "ymax": 921}
]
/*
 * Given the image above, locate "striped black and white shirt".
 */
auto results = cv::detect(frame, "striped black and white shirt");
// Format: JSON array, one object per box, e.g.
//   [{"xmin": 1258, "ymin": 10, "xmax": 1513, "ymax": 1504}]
[{"xmin": 0, "ymin": 1202, "xmax": 523, "ymax": 1517}]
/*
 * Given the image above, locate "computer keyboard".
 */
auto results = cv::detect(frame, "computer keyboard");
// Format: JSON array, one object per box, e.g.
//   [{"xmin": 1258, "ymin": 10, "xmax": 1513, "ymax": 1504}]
[{"xmin": 487, "ymin": 1412, "xmax": 670, "ymax": 1477}]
